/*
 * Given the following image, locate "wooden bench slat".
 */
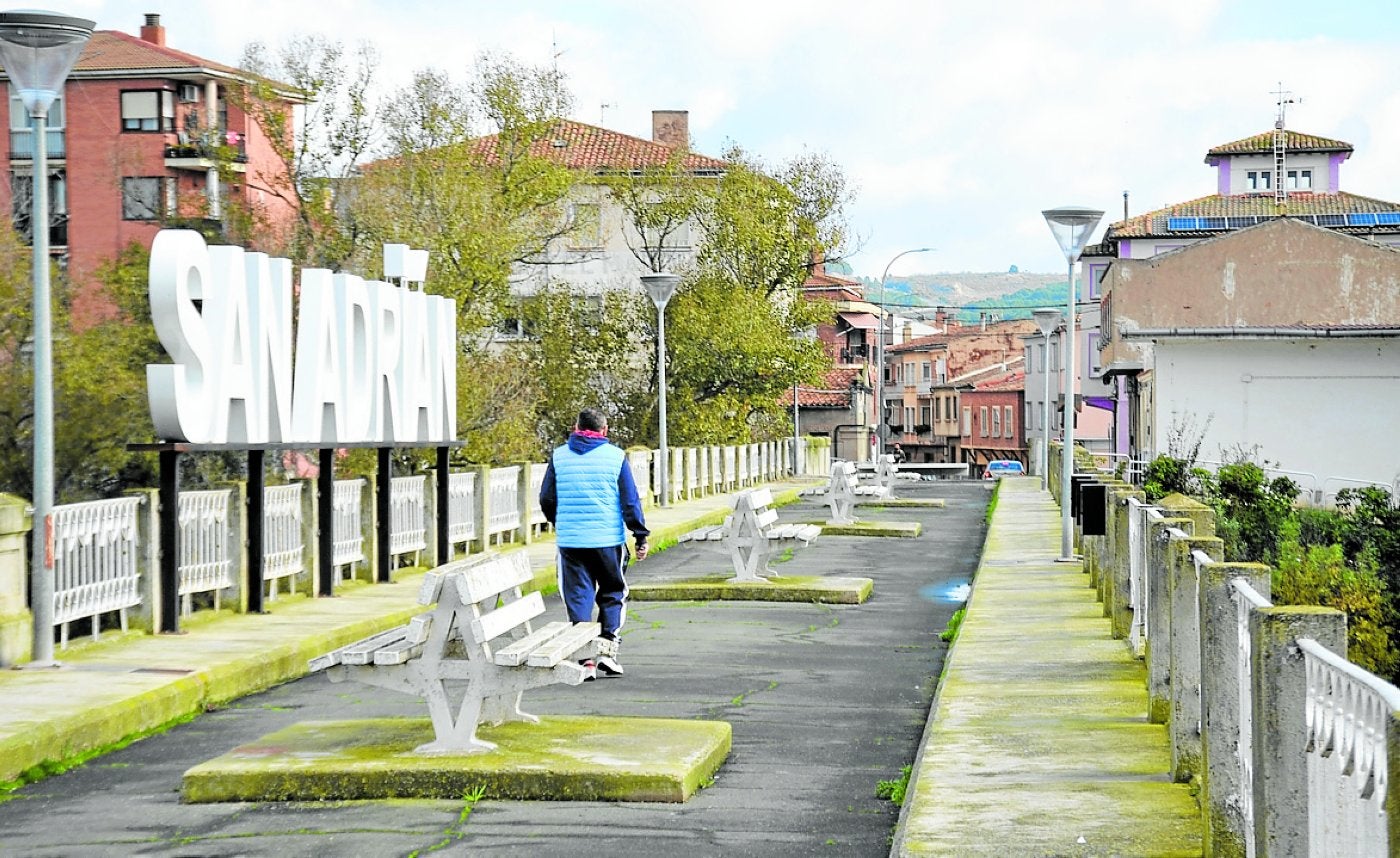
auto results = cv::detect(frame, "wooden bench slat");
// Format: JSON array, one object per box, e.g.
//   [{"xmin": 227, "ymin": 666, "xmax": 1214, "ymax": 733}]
[
  {"xmin": 470, "ymin": 590, "xmax": 546, "ymax": 645},
  {"xmin": 373, "ymin": 640, "xmax": 426, "ymax": 665},
  {"xmin": 493, "ymin": 620, "xmax": 572, "ymax": 666},
  {"xmin": 339, "ymin": 626, "xmax": 414, "ymax": 665},
  {"xmin": 525, "ymin": 621, "xmax": 602, "ymax": 668},
  {"xmin": 454, "ymin": 552, "xmax": 533, "ymax": 604}
]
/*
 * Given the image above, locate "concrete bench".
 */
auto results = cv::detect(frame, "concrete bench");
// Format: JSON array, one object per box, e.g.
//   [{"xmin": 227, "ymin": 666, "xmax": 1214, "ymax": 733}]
[
  {"xmin": 309, "ymin": 551, "xmax": 600, "ymax": 754},
  {"xmin": 679, "ymin": 488, "xmax": 820, "ymax": 581},
  {"xmin": 825, "ymin": 460, "xmax": 882, "ymax": 524}
]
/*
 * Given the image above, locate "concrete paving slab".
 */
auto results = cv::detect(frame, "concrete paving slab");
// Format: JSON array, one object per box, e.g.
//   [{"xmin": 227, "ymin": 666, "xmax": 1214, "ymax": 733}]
[
  {"xmin": 810, "ymin": 520, "xmax": 922, "ymax": 537},
  {"xmin": 892, "ymin": 478, "xmax": 1201, "ymax": 857},
  {"xmin": 181, "ymin": 715, "xmax": 730, "ymax": 803}
]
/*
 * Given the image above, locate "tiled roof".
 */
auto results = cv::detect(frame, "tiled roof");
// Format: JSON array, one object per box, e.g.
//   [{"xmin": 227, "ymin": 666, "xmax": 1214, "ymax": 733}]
[
  {"xmin": 1206, "ymin": 130, "xmax": 1353, "ymax": 158},
  {"xmin": 472, "ymin": 119, "xmax": 728, "ymax": 173},
  {"xmin": 1106, "ymin": 192, "xmax": 1400, "ymax": 239},
  {"xmin": 804, "ymin": 269, "xmax": 862, "ymax": 289},
  {"xmin": 70, "ymin": 31, "xmax": 242, "ymax": 76},
  {"xmin": 975, "ymin": 369, "xmax": 1026, "ymax": 392},
  {"xmin": 782, "ymin": 367, "xmax": 863, "ymax": 408}
]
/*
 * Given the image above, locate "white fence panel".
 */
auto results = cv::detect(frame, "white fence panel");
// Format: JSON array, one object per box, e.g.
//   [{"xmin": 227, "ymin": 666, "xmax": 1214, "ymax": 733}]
[
  {"xmin": 529, "ymin": 463, "xmax": 549, "ymax": 527},
  {"xmin": 262, "ymin": 484, "xmax": 303, "ymax": 597},
  {"xmin": 447, "ymin": 471, "xmax": 477, "ymax": 545},
  {"xmin": 389, "ymin": 476, "xmax": 427, "ymax": 557},
  {"xmin": 52, "ymin": 497, "xmax": 143, "ymax": 643},
  {"xmin": 177, "ymin": 490, "xmax": 234, "ymax": 609},
  {"xmin": 627, "ymin": 451, "xmax": 651, "ymax": 504},
  {"xmin": 488, "ymin": 466, "xmax": 521, "ymax": 538},
  {"xmin": 332, "ymin": 479, "xmax": 366, "ymax": 570},
  {"xmin": 685, "ymin": 448, "xmax": 699, "ymax": 495}
]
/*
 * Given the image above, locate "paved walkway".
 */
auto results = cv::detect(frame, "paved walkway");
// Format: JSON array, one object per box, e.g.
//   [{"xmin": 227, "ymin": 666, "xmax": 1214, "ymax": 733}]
[
  {"xmin": 891, "ymin": 477, "xmax": 1202, "ymax": 856},
  {"xmin": 0, "ymin": 479, "xmax": 815, "ymax": 790},
  {"xmin": 0, "ymin": 475, "xmax": 1206, "ymax": 856}
]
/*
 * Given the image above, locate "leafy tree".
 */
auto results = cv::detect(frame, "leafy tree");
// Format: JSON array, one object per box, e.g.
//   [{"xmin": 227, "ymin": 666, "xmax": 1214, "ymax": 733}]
[
  {"xmin": 1212, "ymin": 460, "xmax": 1299, "ymax": 564},
  {"xmin": 234, "ymin": 35, "xmax": 380, "ymax": 267}
]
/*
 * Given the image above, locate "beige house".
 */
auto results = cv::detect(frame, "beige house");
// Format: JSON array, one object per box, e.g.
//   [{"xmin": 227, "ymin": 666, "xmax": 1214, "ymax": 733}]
[{"xmin": 1100, "ymin": 217, "xmax": 1400, "ymax": 499}]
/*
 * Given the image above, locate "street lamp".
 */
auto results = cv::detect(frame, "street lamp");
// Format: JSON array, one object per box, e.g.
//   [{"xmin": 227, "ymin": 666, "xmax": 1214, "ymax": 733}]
[
  {"xmin": 1042, "ymin": 206, "xmax": 1103, "ymax": 562},
  {"xmin": 1031, "ymin": 308, "xmax": 1061, "ymax": 493},
  {"xmin": 0, "ymin": 9, "xmax": 94, "ymax": 667},
  {"xmin": 875, "ymin": 247, "xmax": 933, "ymax": 459},
  {"xmin": 641, "ymin": 272, "xmax": 680, "ymax": 507}
]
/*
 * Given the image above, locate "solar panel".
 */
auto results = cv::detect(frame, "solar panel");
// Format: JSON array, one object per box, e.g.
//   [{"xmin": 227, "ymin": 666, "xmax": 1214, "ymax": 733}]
[
  {"xmin": 1201, "ymin": 217, "xmax": 1227, "ymax": 229},
  {"xmin": 1227, "ymin": 217, "xmax": 1254, "ymax": 229},
  {"xmin": 1317, "ymin": 214, "xmax": 1345, "ymax": 227},
  {"xmin": 1166, "ymin": 217, "xmax": 1198, "ymax": 231},
  {"xmin": 1378, "ymin": 212, "xmax": 1400, "ymax": 225},
  {"xmin": 1347, "ymin": 213, "xmax": 1378, "ymax": 227}
]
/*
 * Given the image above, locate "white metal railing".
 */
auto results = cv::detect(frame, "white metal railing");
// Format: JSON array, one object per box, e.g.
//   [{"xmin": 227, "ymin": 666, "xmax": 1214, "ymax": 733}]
[
  {"xmin": 1299, "ymin": 637, "xmax": 1400, "ymax": 856},
  {"xmin": 529, "ymin": 463, "xmax": 549, "ymax": 527},
  {"xmin": 177, "ymin": 490, "xmax": 234, "ymax": 612},
  {"xmin": 52, "ymin": 496, "xmax": 143, "ymax": 645},
  {"xmin": 447, "ymin": 471, "xmax": 477, "ymax": 545},
  {"xmin": 389, "ymin": 475, "xmax": 427, "ymax": 557},
  {"xmin": 1126, "ymin": 498, "xmax": 1153, "ymax": 655},
  {"xmin": 488, "ymin": 466, "xmax": 520, "ymax": 538},
  {"xmin": 332, "ymin": 479, "xmax": 366, "ymax": 573},
  {"xmin": 262, "ymin": 483, "xmax": 303, "ymax": 597}
]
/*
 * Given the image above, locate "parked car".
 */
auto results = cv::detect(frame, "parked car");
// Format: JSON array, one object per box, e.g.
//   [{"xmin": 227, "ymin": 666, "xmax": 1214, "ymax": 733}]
[{"xmin": 983, "ymin": 460, "xmax": 1026, "ymax": 479}]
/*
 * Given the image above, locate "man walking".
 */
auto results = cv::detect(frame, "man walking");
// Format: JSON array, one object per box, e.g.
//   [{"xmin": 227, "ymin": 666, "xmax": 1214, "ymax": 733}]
[{"xmin": 539, "ymin": 408, "xmax": 649, "ymax": 678}]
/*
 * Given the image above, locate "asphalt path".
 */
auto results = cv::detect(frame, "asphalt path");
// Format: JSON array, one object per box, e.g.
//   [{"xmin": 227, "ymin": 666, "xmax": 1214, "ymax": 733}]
[{"xmin": 0, "ymin": 481, "xmax": 990, "ymax": 858}]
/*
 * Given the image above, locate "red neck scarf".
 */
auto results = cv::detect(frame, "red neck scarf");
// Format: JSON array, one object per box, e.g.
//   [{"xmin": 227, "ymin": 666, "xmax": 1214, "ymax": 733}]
[{"xmin": 574, "ymin": 429, "xmax": 608, "ymax": 439}]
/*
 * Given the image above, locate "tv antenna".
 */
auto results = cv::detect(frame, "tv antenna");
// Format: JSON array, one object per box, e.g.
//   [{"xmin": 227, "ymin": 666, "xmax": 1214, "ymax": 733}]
[
  {"xmin": 1272, "ymin": 83, "xmax": 1301, "ymax": 203},
  {"xmin": 600, "ymin": 102, "xmax": 616, "ymax": 126}
]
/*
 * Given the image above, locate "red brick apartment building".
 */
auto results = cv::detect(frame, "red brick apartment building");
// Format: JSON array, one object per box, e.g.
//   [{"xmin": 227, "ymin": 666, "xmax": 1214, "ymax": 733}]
[
  {"xmin": 0, "ymin": 13, "xmax": 299, "ymax": 324},
  {"xmin": 959, "ymin": 367, "xmax": 1027, "ymax": 474}
]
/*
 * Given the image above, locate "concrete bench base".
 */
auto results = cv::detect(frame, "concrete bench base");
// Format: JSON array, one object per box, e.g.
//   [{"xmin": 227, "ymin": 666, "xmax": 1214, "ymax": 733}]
[
  {"xmin": 629, "ymin": 574, "xmax": 874, "ymax": 604},
  {"xmin": 182, "ymin": 715, "xmax": 731, "ymax": 804},
  {"xmin": 815, "ymin": 520, "xmax": 922, "ymax": 538}
]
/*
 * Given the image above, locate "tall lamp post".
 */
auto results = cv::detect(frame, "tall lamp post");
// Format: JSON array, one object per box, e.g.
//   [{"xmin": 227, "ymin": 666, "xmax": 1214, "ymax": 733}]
[
  {"xmin": 0, "ymin": 9, "xmax": 94, "ymax": 667},
  {"xmin": 1031, "ymin": 308, "xmax": 1061, "ymax": 493},
  {"xmin": 642, "ymin": 272, "xmax": 680, "ymax": 507},
  {"xmin": 1042, "ymin": 206, "xmax": 1103, "ymax": 562},
  {"xmin": 875, "ymin": 247, "xmax": 933, "ymax": 459}
]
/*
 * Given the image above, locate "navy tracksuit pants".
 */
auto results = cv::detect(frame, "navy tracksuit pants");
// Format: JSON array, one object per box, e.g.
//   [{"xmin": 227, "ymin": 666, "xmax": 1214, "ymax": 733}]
[{"xmin": 557, "ymin": 545, "xmax": 628, "ymax": 640}]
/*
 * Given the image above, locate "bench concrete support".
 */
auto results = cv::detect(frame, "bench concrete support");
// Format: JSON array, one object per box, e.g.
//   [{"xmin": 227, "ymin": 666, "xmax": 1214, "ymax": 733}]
[{"xmin": 311, "ymin": 552, "xmax": 600, "ymax": 754}]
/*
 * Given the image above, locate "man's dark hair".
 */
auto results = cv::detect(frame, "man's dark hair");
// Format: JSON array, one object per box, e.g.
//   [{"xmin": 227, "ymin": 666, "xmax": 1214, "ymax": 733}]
[{"xmin": 577, "ymin": 408, "xmax": 607, "ymax": 432}]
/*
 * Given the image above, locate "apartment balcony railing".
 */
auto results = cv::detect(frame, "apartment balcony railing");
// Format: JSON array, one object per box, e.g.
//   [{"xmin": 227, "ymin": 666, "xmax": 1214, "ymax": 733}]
[{"xmin": 9, "ymin": 129, "xmax": 64, "ymax": 160}]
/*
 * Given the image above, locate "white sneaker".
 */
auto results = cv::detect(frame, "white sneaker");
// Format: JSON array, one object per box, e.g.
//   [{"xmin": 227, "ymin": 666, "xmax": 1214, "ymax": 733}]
[
  {"xmin": 595, "ymin": 654, "xmax": 623, "ymax": 677},
  {"xmin": 595, "ymin": 637, "xmax": 623, "ymax": 676}
]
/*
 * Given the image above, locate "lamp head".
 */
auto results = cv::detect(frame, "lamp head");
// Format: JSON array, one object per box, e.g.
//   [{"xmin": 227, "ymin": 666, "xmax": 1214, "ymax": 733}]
[
  {"xmin": 0, "ymin": 10, "xmax": 93, "ymax": 116},
  {"xmin": 641, "ymin": 271, "xmax": 681, "ymax": 309},
  {"xmin": 1032, "ymin": 307, "xmax": 1060, "ymax": 337},
  {"xmin": 1041, "ymin": 206, "xmax": 1104, "ymax": 262}
]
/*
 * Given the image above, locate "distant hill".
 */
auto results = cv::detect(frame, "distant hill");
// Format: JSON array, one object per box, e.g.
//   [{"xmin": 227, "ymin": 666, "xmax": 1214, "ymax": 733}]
[{"xmin": 855, "ymin": 271, "xmax": 1068, "ymax": 321}]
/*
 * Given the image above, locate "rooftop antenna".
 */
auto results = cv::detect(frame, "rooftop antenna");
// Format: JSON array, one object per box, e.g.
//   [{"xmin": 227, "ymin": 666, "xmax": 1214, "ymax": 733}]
[
  {"xmin": 551, "ymin": 32, "xmax": 568, "ymax": 116},
  {"xmin": 1272, "ymin": 83, "xmax": 1300, "ymax": 205},
  {"xmin": 600, "ymin": 102, "xmax": 615, "ymax": 126}
]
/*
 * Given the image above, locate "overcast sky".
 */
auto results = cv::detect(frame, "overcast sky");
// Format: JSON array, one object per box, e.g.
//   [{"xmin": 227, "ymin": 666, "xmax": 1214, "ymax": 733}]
[{"xmin": 72, "ymin": 0, "xmax": 1400, "ymax": 277}]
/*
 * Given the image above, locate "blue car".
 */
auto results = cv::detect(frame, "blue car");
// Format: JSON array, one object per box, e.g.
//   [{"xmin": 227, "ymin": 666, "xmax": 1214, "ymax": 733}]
[{"xmin": 983, "ymin": 460, "xmax": 1026, "ymax": 479}]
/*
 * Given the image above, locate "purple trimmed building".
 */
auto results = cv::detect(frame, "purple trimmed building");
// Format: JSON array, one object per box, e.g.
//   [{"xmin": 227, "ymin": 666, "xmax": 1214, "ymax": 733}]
[{"xmin": 1065, "ymin": 128, "xmax": 1400, "ymax": 467}]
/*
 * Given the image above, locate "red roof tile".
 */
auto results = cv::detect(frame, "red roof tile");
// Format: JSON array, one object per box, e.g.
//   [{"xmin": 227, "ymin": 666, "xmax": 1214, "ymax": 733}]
[
  {"xmin": 71, "ymin": 30, "xmax": 243, "ymax": 76},
  {"xmin": 1206, "ymin": 130, "xmax": 1352, "ymax": 158},
  {"xmin": 976, "ymin": 369, "xmax": 1026, "ymax": 392},
  {"xmin": 473, "ymin": 119, "xmax": 727, "ymax": 173},
  {"xmin": 781, "ymin": 367, "xmax": 864, "ymax": 408}
]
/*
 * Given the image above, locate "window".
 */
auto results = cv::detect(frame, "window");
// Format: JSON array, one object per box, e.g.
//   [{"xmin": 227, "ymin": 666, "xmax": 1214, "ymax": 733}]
[
  {"xmin": 9, "ymin": 87, "xmax": 64, "ymax": 158},
  {"xmin": 11, "ymin": 168, "xmax": 67, "ymax": 245},
  {"xmin": 979, "ymin": 406, "xmax": 989, "ymax": 438},
  {"xmin": 990, "ymin": 407, "xmax": 1000, "ymax": 438},
  {"xmin": 122, "ymin": 177, "xmax": 166, "ymax": 220},
  {"xmin": 920, "ymin": 405, "xmax": 932, "ymax": 425},
  {"xmin": 1003, "ymin": 406, "xmax": 1014, "ymax": 438},
  {"xmin": 1246, "ymin": 170, "xmax": 1272, "ymax": 191},
  {"xmin": 904, "ymin": 406, "xmax": 915, "ymax": 429},
  {"xmin": 921, "ymin": 360, "xmax": 931, "ymax": 381},
  {"xmin": 1025, "ymin": 405, "xmax": 1033, "ymax": 430},
  {"xmin": 1087, "ymin": 262, "xmax": 1108, "ymax": 299},
  {"xmin": 961, "ymin": 406, "xmax": 971, "ymax": 437},
  {"xmin": 567, "ymin": 202, "xmax": 601, "ymax": 249},
  {"xmin": 1286, "ymin": 169, "xmax": 1313, "ymax": 190},
  {"xmin": 121, "ymin": 90, "xmax": 175, "ymax": 132},
  {"xmin": 643, "ymin": 203, "xmax": 691, "ymax": 248}
]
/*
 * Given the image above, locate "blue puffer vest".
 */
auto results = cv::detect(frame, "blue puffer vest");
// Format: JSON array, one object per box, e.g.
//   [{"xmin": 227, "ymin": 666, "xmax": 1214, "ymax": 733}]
[{"xmin": 551, "ymin": 442, "xmax": 626, "ymax": 548}]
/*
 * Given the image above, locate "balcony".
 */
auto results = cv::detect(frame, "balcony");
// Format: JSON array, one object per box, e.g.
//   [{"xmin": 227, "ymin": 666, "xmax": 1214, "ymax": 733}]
[
  {"xmin": 164, "ymin": 141, "xmax": 248, "ymax": 173},
  {"xmin": 9, "ymin": 129, "xmax": 64, "ymax": 160},
  {"xmin": 839, "ymin": 344, "xmax": 869, "ymax": 363}
]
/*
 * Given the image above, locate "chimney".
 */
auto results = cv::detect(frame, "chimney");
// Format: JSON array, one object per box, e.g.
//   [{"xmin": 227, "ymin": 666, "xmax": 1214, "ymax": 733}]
[
  {"xmin": 140, "ymin": 13, "xmax": 165, "ymax": 46},
  {"xmin": 652, "ymin": 110, "xmax": 689, "ymax": 148},
  {"xmin": 810, "ymin": 248, "xmax": 825, "ymax": 276}
]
